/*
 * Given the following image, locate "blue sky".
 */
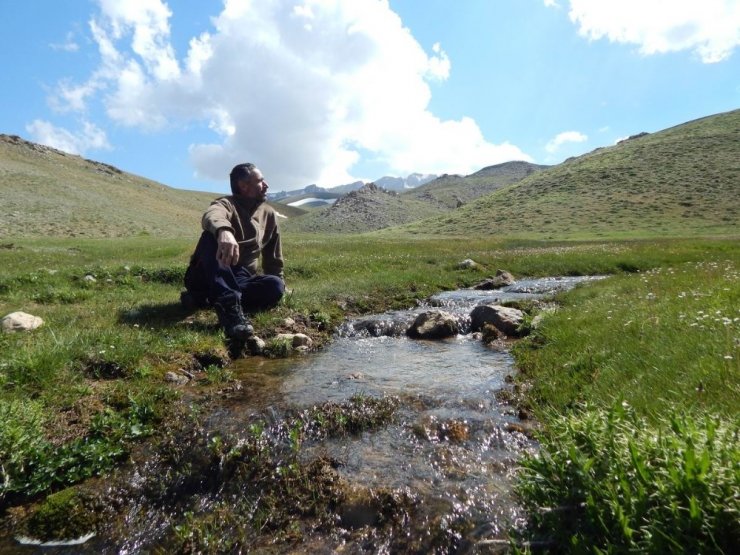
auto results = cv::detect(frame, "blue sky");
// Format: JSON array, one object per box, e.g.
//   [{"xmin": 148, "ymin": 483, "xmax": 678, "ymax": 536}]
[{"xmin": 1, "ymin": 0, "xmax": 738, "ymax": 193}]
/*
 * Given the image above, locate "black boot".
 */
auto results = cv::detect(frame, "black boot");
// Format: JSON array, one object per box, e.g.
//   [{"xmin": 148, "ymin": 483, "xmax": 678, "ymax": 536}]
[
  {"xmin": 180, "ymin": 289, "xmax": 210, "ymax": 311},
  {"xmin": 213, "ymin": 295, "xmax": 254, "ymax": 340}
]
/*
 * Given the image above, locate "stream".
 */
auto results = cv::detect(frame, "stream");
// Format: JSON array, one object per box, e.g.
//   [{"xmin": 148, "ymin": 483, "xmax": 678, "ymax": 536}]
[{"xmin": 6, "ymin": 276, "xmax": 601, "ymax": 554}]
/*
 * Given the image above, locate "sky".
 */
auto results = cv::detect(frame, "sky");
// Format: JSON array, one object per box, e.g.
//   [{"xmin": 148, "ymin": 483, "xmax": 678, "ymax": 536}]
[{"xmin": 1, "ymin": 0, "xmax": 738, "ymax": 194}]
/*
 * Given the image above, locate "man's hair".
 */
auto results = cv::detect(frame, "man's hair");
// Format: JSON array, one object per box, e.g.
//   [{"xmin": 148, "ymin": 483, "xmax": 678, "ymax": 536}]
[{"xmin": 229, "ymin": 163, "xmax": 257, "ymax": 195}]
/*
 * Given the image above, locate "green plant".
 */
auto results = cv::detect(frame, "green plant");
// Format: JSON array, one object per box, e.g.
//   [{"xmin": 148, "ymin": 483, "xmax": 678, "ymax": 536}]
[
  {"xmin": 23, "ymin": 487, "xmax": 101, "ymax": 541},
  {"xmin": 515, "ymin": 403, "xmax": 739, "ymax": 553},
  {"xmin": 203, "ymin": 364, "xmax": 233, "ymax": 385},
  {"xmin": 267, "ymin": 336, "xmax": 293, "ymax": 358}
]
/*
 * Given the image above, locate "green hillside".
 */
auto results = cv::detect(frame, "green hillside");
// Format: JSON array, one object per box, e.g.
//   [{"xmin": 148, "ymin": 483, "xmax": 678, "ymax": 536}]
[
  {"xmin": 2, "ymin": 135, "xmax": 234, "ymax": 239},
  {"xmin": 394, "ymin": 109, "xmax": 740, "ymax": 239},
  {"xmin": 404, "ymin": 161, "xmax": 548, "ymax": 209},
  {"xmin": 282, "ymin": 162, "xmax": 548, "ymax": 233},
  {"xmin": 3, "ymin": 108, "xmax": 737, "ymax": 241}
]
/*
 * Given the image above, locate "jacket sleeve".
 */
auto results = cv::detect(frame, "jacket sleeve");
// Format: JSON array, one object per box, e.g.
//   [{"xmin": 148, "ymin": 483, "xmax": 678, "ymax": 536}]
[
  {"xmin": 261, "ymin": 214, "xmax": 284, "ymax": 278},
  {"xmin": 202, "ymin": 198, "xmax": 236, "ymax": 237}
]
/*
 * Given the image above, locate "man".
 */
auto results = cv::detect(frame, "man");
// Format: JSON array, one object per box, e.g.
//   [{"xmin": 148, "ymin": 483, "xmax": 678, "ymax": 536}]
[{"xmin": 183, "ymin": 163, "xmax": 285, "ymax": 342}]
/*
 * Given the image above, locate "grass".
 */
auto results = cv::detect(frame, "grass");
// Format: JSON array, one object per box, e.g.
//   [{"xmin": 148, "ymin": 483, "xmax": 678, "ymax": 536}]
[
  {"xmin": 509, "ymin": 250, "xmax": 739, "ymax": 552},
  {"xmin": 513, "ymin": 258, "xmax": 739, "ymax": 416},
  {"xmin": 1, "ymin": 233, "xmax": 738, "ymax": 551},
  {"xmin": 514, "ymin": 404, "xmax": 739, "ymax": 553}
]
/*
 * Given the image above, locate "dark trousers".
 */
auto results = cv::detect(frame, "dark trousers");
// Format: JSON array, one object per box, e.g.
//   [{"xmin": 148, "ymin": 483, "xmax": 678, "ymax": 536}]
[{"xmin": 192, "ymin": 231, "xmax": 284, "ymax": 312}]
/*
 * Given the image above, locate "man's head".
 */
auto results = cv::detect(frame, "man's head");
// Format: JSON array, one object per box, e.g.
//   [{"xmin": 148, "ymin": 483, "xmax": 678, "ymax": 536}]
[{"xmin": 229, "ymin": 163, "xmax": 268, "ymax": 200}]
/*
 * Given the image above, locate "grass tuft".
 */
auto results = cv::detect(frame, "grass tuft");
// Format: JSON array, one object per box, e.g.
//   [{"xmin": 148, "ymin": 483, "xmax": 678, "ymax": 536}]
[{"xmin": 514, "ymin": 403, "xmax": 739, "ymax": 553}]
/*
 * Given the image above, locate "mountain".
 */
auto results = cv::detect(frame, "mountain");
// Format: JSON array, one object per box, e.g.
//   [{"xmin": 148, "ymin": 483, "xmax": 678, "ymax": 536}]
[
  {"xmin": 404, "ymin": 161, "xmax": 548, "ymax": 209},
  {"xmin": 267, "ymin": 173, "xmax": 438, "ymax": 203},
  {"xmin": 393, "ymin": 109, "xmax": 740, "ymax": 239},
  {"xmin": 282, "ymin": 162, "xmax": 547, "ymax": 233},
  {"xmin": 281, "ymin": 183, "xmax": 445, "ymax": 233},
  {"xmin": 278, "ymin": 191, "xmax": 342, "ymax": 209},
  {"xmin": 374, "ymin": 173, "xmax": 438, "ymax": 191},
  {"xmin": 324, "ymin": 180, "xmax": 368, "ymax": 195},
  {"xmin": 4, "ymin": 109, "xmax": 736, "ymax": 241},
  {"xmin": 0, "ymin": 134, "xmax": 304, "ymax": 238}
]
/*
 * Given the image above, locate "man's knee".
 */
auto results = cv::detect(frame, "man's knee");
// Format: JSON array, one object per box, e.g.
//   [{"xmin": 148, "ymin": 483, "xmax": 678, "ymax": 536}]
[
  {"xmin": 242, "ymin": 275, "xmax": 284, "ymax": 311},
  {"xmin": 262, "ymin": 275, "xmax": 285, "ymax": 305}
]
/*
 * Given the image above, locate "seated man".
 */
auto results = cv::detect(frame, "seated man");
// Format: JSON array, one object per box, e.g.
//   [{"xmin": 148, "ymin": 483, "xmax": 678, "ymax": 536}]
[{"xmin": 182, "ymin": 163, "xmax": 285, "ymax": 341}]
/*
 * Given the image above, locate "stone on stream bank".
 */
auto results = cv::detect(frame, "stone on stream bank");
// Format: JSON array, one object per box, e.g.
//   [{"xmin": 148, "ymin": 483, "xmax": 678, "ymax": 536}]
[
  {"xmin": 470, "ymin": 304, "xmax": 526, "ymax": 337},
  {"xmin": 473, "ymin": 269, "xmax": 515, "ymax": 290},
  {"xmin": 406, "ymin": 310, "xmax": 459, "ymax": 339}
]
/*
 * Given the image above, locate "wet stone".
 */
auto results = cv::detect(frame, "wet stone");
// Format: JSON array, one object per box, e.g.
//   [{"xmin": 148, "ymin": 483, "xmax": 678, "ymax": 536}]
[
  {"xmin": 406, "ymin": 310, "xmax": 459, "ymax": 339},
  {"xmin": 246, "ymin": 336, "xmax": 266, "ymax": 355},
  {"xmin": 470, "ymin": 304, "xmax": 525, "ymax": 336}
]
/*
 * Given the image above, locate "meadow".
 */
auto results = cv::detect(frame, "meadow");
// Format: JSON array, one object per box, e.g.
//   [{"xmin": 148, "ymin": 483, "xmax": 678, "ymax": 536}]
[{"xmin": 0, "ymin": 233, "xmax": 738, "ymax": 550}]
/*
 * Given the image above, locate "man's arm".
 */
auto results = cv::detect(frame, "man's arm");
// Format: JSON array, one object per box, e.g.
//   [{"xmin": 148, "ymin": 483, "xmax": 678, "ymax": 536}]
[
  {"xmin": 261, "ymin": 222, "xmax": 284, "ymax": 279},
  {"xmin": 202, "ymin": 198, "xmax": 240, "ymax": 268}
]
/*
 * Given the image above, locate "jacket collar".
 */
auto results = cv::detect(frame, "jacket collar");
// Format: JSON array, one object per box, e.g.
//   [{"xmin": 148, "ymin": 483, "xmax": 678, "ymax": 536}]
[{"xmin": 232, "ymin": 195, "xmax": 264, "ymax": 212}]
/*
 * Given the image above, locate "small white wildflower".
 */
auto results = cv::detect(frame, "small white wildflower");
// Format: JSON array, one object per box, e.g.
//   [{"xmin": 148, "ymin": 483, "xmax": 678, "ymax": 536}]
[{"xmin": 724, "ymin": 355, "xmax": 733, "ymax": 360}]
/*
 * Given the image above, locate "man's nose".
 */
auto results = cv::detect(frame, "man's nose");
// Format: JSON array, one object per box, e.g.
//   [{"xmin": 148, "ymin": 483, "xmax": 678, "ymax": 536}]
[{"xmin": 263, "ymin": 180, "xmax": 269, "ymax": 190}]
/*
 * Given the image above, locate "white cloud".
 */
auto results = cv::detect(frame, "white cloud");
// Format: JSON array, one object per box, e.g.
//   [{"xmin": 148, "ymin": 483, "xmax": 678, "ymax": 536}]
[
  {"xmin": 49, "ymin": 79, "xmax": 103, "ymax": 113},
  {"xmin": 50, "ymin": 32, "xmax": 80, "ymax": 52},
  {"xmin": 545, "ymin": 130, "xmax": 588, "ymax": 153},
  {"xmin": 551, "ymin": 0, "xmax": 740, "ymax": 63},
  {"xmin": 96, "ymin": 0, "xmax": 180, "ymax": 79},
  {"xmin": 543, "ymin": 0, "xmax": 561, "ymax": 8},
  {"xmin": 44, "ymin": 0, "xmax": 530, "ymax": 190},
  {"xmin": 26, "ymin": 120, "xmax": 111, "ymax": 155}
]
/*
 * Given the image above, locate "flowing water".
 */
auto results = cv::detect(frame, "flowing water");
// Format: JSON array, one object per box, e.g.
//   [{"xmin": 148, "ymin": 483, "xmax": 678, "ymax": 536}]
[{"xmin": 5, "ymin": 276, "xmax": 602, "ymax": 554}]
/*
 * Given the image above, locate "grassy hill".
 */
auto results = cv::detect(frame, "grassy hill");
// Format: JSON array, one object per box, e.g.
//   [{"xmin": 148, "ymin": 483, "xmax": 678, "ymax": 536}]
[
  {"xmin": 281, "ymin": 183, "xmax": 444, "ymax": 233},
  {"xmin": 393, "ymin": 109, "xmax": 740, "ymax": 239},
  {"xmin": 0, "ymin": 134, "xmax": 288, "ymax": 239},
  {"xmin": 3, "ymin": 108, "xmax": 737, "ymax": 241},
  {"xmin": 283, "ymin": 161, "xmax": 548, "ymax": 233},
  {"xmin": 404, "ymin": 161, "xmax": 548, "ymax": 209}
]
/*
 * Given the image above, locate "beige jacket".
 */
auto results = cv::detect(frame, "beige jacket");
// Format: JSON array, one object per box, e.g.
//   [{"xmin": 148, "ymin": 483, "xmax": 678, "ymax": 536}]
[{"xmin": 202, "ymin": 196, "xmax": 284, "ymax": 278}]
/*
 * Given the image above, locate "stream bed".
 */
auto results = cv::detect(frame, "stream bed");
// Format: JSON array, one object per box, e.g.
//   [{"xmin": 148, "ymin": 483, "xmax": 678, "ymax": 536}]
[{"xmin": 6, "ymin": 276, "xmax": 601, "ymax": 554}]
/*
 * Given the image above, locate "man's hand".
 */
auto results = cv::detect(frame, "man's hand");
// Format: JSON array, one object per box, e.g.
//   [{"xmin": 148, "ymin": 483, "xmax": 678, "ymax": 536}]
[{"xmin": 216, "ymin": 229, "xmax": 239, "ymax": 268}]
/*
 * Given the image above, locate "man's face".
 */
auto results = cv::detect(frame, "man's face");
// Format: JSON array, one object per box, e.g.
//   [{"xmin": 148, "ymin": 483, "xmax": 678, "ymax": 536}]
[{"xmin": 238, "ymin": 168, "xmax": 268, "ymax": 200}]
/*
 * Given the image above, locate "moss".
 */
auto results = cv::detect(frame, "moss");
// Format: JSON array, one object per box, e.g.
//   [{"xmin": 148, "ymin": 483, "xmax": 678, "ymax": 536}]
[{"xmin": 25, "ymin": 488, "xmax": 100, "ymax": 541}]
